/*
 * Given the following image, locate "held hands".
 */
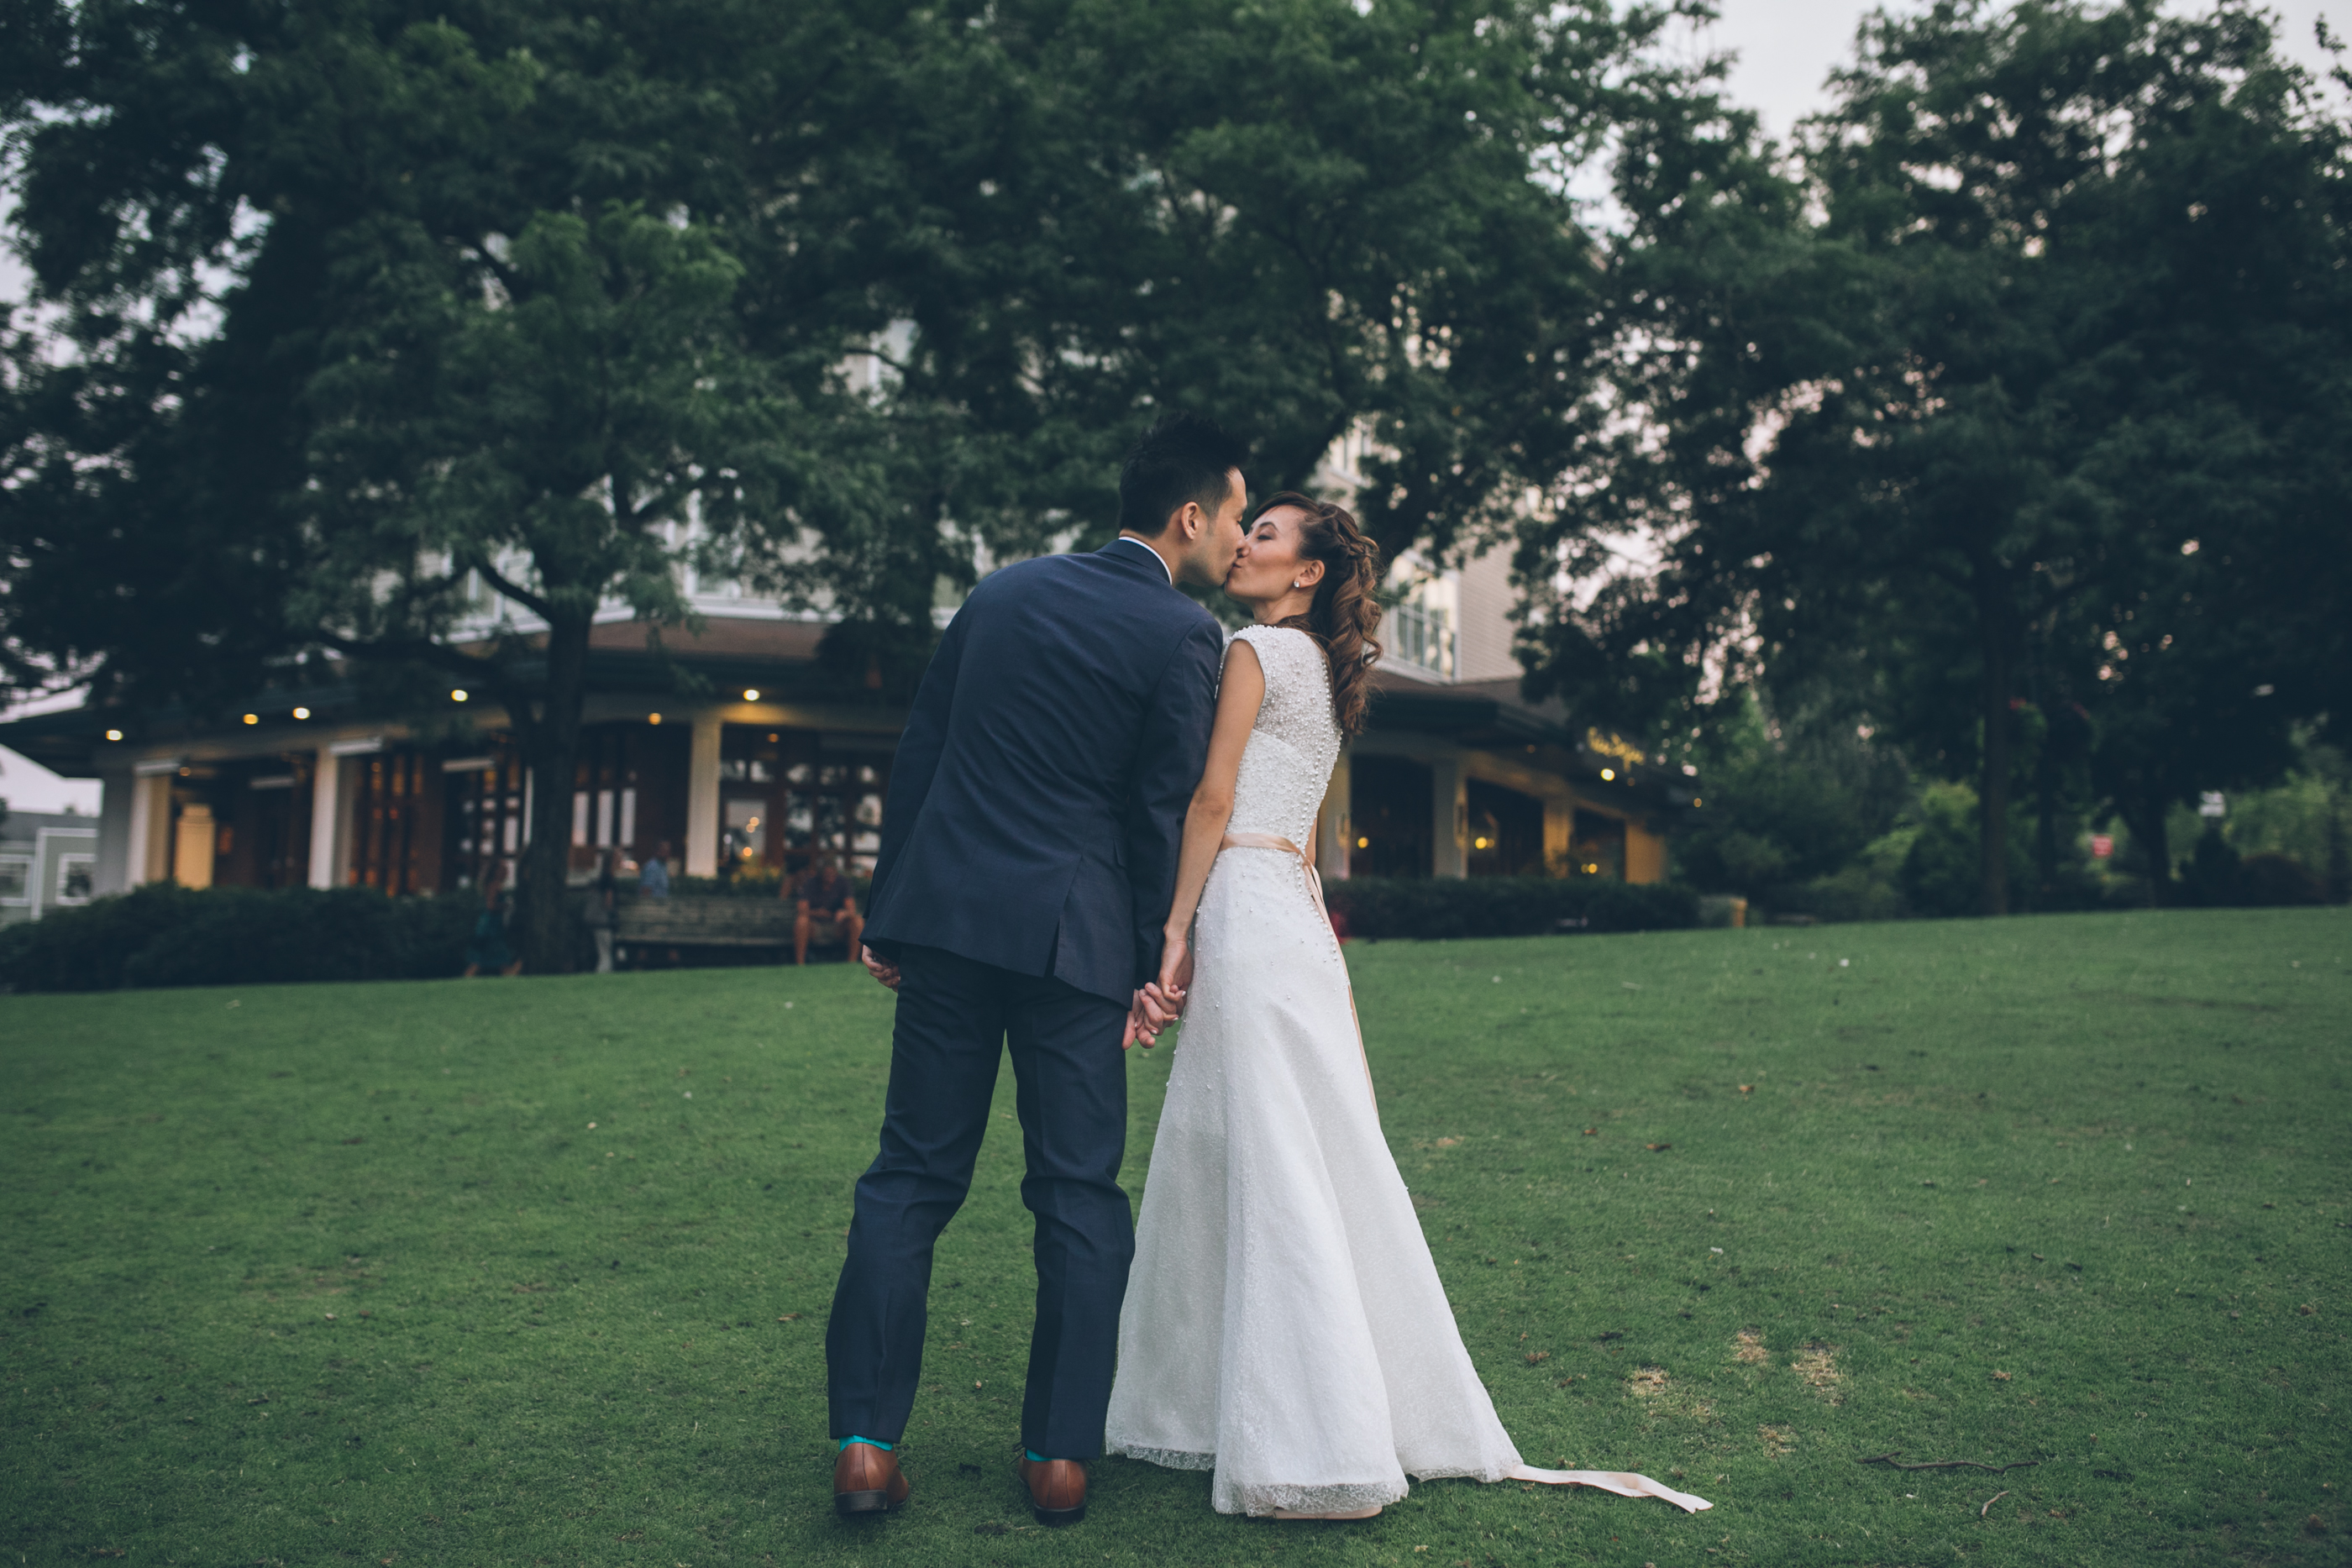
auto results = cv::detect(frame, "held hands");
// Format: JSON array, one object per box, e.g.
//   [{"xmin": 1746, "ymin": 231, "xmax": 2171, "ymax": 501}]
[
  {"xmin": 1122, "ymin": 934, "xmax": 1194, "ymax": 1049},
  {"xmin": 860, "ymin": 944, "xmax": 900, "ymax": 992}
]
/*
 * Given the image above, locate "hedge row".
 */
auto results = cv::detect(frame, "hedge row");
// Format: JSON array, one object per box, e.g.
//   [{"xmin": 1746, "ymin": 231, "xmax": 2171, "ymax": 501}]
[
  {"xmin": 1325, "ymin": 876, "xmax": 1699, "ymax": 941},
  {"xmin": 0, "ymin": 884, "xmax": 480, "ymax": 993},
  {"xmin": 0, "ymin": 874, "xmax": 1697, "ymax": 993}
]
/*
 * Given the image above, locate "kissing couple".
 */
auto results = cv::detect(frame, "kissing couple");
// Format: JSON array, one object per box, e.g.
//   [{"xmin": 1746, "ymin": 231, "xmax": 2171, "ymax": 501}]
[{"xmin": 824, "ymin": 415, "xmax": 1711, "ymax": 1526}]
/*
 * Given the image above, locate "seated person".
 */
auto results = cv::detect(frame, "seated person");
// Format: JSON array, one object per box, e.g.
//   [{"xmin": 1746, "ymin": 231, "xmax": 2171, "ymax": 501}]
[{"xmin": 791, "ymin": 856, "xmax": 864, "ymax": 965}]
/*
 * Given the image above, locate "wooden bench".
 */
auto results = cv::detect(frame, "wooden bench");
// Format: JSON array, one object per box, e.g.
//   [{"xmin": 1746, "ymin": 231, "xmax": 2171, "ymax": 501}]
[{"xmin": 615, "ymin": 894, "xmax": 792, "ymax": 960}]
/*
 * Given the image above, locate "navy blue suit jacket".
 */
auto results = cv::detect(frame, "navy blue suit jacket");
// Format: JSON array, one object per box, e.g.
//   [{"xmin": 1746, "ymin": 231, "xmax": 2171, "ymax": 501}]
[{"xmin": 863, "ymin": 541, "xmax": 1226, "ymax": 1006}]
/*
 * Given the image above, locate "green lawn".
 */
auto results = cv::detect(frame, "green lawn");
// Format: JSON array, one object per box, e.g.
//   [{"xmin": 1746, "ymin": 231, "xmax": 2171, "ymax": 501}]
[{"xmin": 3, "ymin": 908, "xmax": 2346, "ymax": 1567}]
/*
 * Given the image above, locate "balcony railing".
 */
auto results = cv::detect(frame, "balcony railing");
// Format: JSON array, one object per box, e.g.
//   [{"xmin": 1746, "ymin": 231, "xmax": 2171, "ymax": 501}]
[{"xmin": 1387, "ymin": 600, "xmax": 1454, "ymax": 678}]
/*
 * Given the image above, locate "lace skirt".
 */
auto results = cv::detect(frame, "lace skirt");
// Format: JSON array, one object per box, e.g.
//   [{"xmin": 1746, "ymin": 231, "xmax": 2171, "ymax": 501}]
[{"xmin": 1105, "ymin": 848, "xmax": 1521, "ymax": 1515}]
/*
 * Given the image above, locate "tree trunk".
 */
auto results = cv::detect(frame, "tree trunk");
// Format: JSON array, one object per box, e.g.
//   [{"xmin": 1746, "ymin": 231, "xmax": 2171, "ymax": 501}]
[
  {"xmin": 1978, "ymin": 617, "xmax": 2013, "ymax": 917},
  {"xmin": 2116, "ymin": 792, "xmax": 2170, "ymax": 907},
  {"xmin": 512, "ymin": 614, "xmax": 594, "ymax": 974},
  {"xmin": 2034, "ymin": 710, "xmax": 2058, "ymax": 909}
]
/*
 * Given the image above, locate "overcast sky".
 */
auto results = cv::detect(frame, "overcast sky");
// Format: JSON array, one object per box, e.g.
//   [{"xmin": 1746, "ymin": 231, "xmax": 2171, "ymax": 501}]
[
  {"xmin": 1708, "ymin": 0, "xmax": 2342, "ymax": 142},
  {"xmin": 2, "ymin": 0, "xmax": 2342, "ymax": 813}
]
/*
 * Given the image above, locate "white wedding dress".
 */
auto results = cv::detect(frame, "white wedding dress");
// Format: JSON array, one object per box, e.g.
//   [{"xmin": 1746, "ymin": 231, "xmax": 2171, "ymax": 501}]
[{"xmin": 1104, "ymin": 625, "xmax": 1709, "ymax": 1518}]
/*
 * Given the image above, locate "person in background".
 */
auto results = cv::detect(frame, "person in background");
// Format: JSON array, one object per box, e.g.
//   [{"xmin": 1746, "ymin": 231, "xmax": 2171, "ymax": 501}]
[
  {"xmin": 641, "ymin": 840, "xmax": 672, "ymax": 899},
  {"xmin": 793, "ymin": 854, "xmax": 864, "ymax": 965},
  {"xmin": 461, "ymin": 862, "xmax": 522, "ymax": 978},
  {"xmin": 586, "ymin": 849, "xmax": 619, "ymax": 973}
]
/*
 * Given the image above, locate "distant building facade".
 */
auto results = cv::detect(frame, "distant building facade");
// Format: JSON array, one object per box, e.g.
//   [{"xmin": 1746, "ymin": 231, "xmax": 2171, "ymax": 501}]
[
  {"xmin": 0, "ymin": 810, "xmax": 100, "ymax": 925},
  {"xmin": 1, "ymin": 543, "xmax": 1688, "ymax": 902}
]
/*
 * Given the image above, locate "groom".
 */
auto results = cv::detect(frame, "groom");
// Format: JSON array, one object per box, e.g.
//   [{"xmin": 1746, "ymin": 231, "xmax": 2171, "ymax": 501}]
[{"xmin": 825, "ymin": 414, "xmax": 1248, "ymax": 1525}]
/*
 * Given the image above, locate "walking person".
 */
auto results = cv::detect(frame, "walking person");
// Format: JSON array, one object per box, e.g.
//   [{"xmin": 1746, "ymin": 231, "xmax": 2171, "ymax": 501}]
[
  {"xmin": 460, "ymin": 861, "xmax": 522, "ymax": 978},
  {"xmin": 585, "ymin": 850, "xmax": 618, "ymax": 973},
  {"xmin": 826, "ymin": 415, "xmax": 1248, "ymax": 1527}
]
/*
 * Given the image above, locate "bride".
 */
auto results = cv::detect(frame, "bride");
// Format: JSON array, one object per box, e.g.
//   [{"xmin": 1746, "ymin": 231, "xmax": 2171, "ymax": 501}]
[{"xmin": 1104, "ymin": 493, "xmax": 1710, "ymax": 1522}]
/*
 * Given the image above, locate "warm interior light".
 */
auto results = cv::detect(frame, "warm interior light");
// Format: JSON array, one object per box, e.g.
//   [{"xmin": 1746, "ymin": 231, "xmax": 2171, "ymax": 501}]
[
  {"xmin": 242, "ymin": 713, "xmax": 259, "ymax": 726},
  {"xmin": 104, "ymin": 729, "xmax": 124, "ymax": 742},
  {"xmin": 292, "ymin": 706, "xmax": 311, "ymax": 720},
  {"xmin": 1600, "ymin": 767, "xmax": 1615, "ymax": 781},
  {"xmin": 1584, "ymin": 863, "xmax": 1599, "ymax": 874},
  {"xmin": 1356, "ymin": 836, "xmax": 1369, "ymax": 849},
  {"xmin": 648, "ymin": 713, "xmax": 662, "ymax": 725},
  {"xmin": 743, "ymin": 688, "xmax": 760, "ymax": 701},
  {"xmin": 451, "ymin": 689, "xmax": 469, "ymax": 702},
  {"xmin": 1693, "ymin": 798, "xmax": 1703, "ymax": 807},
  {"xmin": 1473, "ymin": 836, "xmax": 1489, "ymax": 849},
  {"xmin": 767, "ymin": 732, "xmax": 780, "ymax": 742}
]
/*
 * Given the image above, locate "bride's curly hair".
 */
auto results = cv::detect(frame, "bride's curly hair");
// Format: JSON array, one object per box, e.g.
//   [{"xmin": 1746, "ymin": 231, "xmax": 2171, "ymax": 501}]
[{"xmin": 1254, "ymin": 490, "xmax": 1383, "ymax": 736}]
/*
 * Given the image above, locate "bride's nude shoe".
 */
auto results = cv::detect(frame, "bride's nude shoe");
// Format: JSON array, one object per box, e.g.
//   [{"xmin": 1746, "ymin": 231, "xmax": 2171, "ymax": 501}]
[{"xmin": 1273, "ymin": 1506, "xmax": 1383, "ymax": 1520}]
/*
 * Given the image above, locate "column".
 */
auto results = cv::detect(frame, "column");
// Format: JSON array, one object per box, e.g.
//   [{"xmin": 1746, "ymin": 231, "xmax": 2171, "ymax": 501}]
[
  {"xmin": 126, "ymin": 766, "xmax": 176, "ymax": 886},
  {"xmin": 1430, "ymin": 752, "xmax": 1467, "ymax": 878},
  {"xmin": 1625, "ymin": 820, "xmax": 1668, "ymax": 884},
  {"xmin": 173, "ymin": 804, "xmax": 218, "ymax": 889},
  {"xmin": 95, "ymin": 774, "xmax": 134, "ymax": 894},
  {"xmin": 1544, "ymin": 792, "xmax": 1575, "ymax": 878},
  {"xmin": 1317, "ymin": 747, "xmax": 1352, "ymax": 879},
  {"xmin": 307, "ymin": 749, "xmax": 345, "ymax": 889},
  {"xmin": 685, "ymin": 712, "xmax": 723, "ymax": 878}
]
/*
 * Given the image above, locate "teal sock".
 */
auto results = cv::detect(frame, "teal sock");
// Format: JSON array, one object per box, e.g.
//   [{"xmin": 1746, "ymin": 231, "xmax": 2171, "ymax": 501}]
[
  {"xmin": 838, "ymin": 1436, "xmax": 894, "ymax": 1452},
  {"xmin": 1025, "ymin": 1450, "xmax": 1049, "ymax": 1463}
]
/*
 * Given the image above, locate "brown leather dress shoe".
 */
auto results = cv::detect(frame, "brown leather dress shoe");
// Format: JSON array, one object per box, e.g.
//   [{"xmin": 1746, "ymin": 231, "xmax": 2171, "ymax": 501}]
[
  {"xmin": 833, "ymin": 1443, "xmax": 909, "ymax": 1518},
  {"xmin": 1017, "ymin": 1455, "xmax": 1087, "ymax": 1526}
]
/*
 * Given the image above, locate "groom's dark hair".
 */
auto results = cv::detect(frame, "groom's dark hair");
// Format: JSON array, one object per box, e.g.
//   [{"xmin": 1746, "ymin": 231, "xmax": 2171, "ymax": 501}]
[{"xmin": 1117, "ymin": 412, "xmax": 1248, "ymax": 537}]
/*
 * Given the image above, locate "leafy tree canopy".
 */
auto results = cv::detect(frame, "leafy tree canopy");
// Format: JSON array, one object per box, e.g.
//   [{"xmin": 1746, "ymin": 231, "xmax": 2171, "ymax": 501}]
[{"xmin": 1523, "ymin": 0, "xmax": 2352, "ymax": 911}]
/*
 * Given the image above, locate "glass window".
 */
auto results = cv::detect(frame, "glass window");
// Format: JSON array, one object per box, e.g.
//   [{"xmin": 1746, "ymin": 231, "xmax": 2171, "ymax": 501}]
[{"xmin": 0, "ymin": 857, "xmax": 28, "ymax": 903}]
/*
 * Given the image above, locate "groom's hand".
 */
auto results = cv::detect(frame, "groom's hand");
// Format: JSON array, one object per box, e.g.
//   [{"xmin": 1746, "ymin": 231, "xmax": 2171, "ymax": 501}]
[{"xmin": 860, "ymin": 944, "xmax": 900, "ymax": 991}]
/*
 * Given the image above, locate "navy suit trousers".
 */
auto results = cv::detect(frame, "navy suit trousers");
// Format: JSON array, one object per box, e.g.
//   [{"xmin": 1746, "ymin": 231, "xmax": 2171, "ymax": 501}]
[{"xmin": 826, "ymin": 945, "xmax": 1134, "ymax": 1457}]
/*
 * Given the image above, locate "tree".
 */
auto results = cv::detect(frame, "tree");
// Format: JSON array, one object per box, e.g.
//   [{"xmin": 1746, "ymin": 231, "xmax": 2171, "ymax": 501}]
[
  {"xmin": 1525, "ymin": 0, "xmax": 2351, "ymax": 912},
  {"xmin": 3, "ymin": 0, "xmax": 902, "ymax": 968},
  {"xmin": 8, "ymin": 0, "xmax": 1731, "ymax": 965},
  {"xmin": 793, "ymin": 0, "xmax": 1705, "ymax": 585}
]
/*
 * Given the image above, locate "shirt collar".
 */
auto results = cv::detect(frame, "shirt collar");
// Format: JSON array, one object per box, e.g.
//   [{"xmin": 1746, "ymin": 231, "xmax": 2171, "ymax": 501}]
[{"xmin": 1109, "ymin": 534, "xmax": 1174, "ymax": 585}]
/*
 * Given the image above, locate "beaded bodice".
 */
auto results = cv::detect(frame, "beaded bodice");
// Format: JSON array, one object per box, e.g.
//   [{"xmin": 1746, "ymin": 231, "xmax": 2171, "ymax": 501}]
[{"xmin": 1225, "ymin": 625, "xmax": 1341, "ymax": 847}]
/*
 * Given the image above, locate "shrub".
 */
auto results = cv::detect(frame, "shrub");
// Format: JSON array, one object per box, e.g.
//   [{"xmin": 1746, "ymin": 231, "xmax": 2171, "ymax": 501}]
[
  {"xmin": 1899, "ymin": 783, "xmax": 2033, "ymax": 917},
  {"xmin": 2237, "ymin": 852, "xmax": 2325, "ymax": 906},
  {"xmin": 2, "ymin": 885, "xmax": 480, "ymax": 993},
  {"xmin": 2187, "ymin": 841, "xmax": 2326, "ymax": 909},
  {"xmin": 1323, "ymin": 877, "xmax": 1698, "ymax": 941},
  {"xmin": 1774, "ymin": 863, "xmax": 1908, "ymax": 923}
]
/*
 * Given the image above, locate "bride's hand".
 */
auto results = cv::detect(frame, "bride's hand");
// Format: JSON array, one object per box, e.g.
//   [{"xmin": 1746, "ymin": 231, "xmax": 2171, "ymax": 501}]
[{"xmin": 1156, "ymin": 934, "xmax": 1194, "ymax": 1006}]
